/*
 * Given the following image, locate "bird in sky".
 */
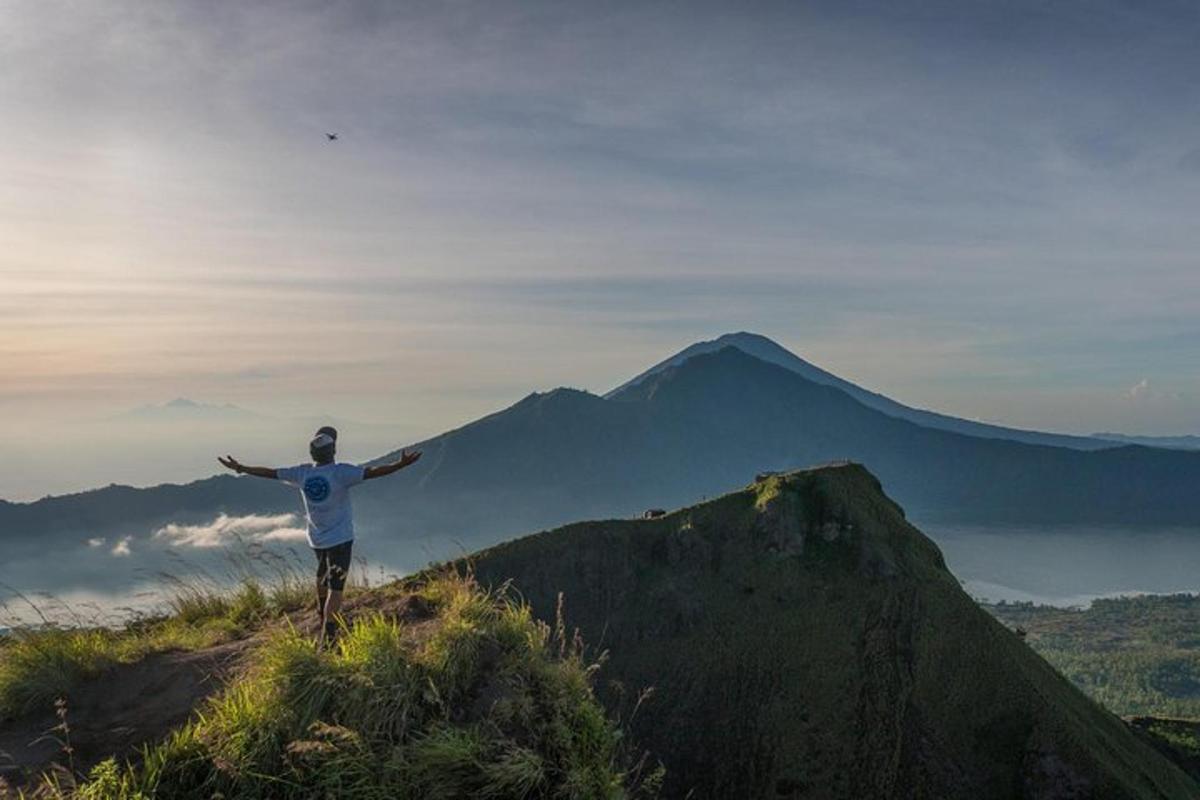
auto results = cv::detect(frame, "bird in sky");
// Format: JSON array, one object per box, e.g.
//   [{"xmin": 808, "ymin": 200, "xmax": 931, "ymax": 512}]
[{"xmin": 326, "ymin": 132, "xmax": 338, "ymax": 141}]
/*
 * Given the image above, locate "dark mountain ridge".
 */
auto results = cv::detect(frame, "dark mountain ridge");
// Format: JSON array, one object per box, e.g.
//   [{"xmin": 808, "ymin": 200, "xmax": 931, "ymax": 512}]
[
  {"xmin": 361, "ymin": 346, "xmax": 1200, "ymax": 531},
  {"xmin": 467, "ymin": 463, "xmax": 1198, "ymax": 799}
]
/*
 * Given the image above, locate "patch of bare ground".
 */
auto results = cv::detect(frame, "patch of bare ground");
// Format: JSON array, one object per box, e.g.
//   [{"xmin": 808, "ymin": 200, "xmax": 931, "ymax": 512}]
[
  {"xmin": 0, "ymin": 585, "xmax": 441, "ymax": 796},
  {"xmin": 0, "ymin": 638, "xmax": 251, "ymax": 796}
]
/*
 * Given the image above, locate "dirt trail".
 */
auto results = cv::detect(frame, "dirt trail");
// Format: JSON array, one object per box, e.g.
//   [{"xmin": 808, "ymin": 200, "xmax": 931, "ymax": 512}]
[
  {"xmin": 0, "ymin": 589, "xmax": 436, "ymax": 795},
  {"xmin": 0, "ymin": 637, "xmax": 252, "ymax": 795}
]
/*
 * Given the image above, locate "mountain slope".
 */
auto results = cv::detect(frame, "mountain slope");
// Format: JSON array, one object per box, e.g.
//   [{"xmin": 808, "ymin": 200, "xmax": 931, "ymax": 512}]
[
  {"xmin": 469, "ymin": 463, "xmax": 1199, "ymax": 799},
  {"xmin": 609, "ymin": 332, "xmax": 1114, "ymax": 450},
  {"xmin": 358, "ymin": 346, "xmax": 1200, "ymax": 533}
]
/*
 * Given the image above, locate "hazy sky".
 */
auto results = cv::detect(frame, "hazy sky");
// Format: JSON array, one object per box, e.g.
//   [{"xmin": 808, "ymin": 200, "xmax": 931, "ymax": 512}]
[{"xmin": 4, "ymin": 0, "xmax": 1200, "ymax": 448}]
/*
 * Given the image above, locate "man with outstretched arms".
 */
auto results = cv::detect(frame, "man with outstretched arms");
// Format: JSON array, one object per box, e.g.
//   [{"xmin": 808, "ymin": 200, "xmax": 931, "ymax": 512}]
[{"xmin": 218, "ymin": 426, "xmax": 421, "ymax": 646}]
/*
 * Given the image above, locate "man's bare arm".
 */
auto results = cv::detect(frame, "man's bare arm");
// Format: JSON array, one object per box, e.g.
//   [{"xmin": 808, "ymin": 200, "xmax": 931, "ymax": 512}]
[
  {"xmin": 363, "ymin": 449, "xmax": 422, "ymax": 481},
  {"xmin": 218, "ymin": 455, "xmax": 278, "ymax": 480}
]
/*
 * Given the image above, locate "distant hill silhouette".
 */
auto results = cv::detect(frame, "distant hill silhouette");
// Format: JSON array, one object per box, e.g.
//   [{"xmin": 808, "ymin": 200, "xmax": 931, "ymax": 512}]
[
  {"xmin": 5, "ymin": 341, "xmax": 1200, "ymax": 554},
  {"xmin": 114, "ymin": 398, "xmax": 262, "ymax": 421},
  {"xmin": 469, "ymin": 464, "xmax": 1199, "ymax": 798},
  {"xmin": 1092, "ymin": 432, "xmax": 1200, "ymax": 450}
]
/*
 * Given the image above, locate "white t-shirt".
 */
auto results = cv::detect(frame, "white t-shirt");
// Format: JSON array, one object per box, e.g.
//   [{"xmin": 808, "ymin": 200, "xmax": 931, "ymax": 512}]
[{"xmin": 277, "ymin": 462, "xmax": 366, "ymax": 548}]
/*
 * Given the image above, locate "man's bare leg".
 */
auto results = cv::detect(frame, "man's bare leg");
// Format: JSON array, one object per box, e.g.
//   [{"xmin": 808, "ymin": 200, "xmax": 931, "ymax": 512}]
[
  {"xmin": 319, "ymin": 589, "xmax": 344, "ymax": 648},
  {"xmin": 315, "ymin": 577, "xmax": 329, "ymax": 647}
]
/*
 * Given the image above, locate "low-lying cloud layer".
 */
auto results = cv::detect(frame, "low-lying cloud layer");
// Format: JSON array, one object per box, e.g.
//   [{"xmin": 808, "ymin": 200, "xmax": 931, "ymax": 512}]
[{"xmin": 153, "ymin": 513, "xmax": 307, "ymax": 549}]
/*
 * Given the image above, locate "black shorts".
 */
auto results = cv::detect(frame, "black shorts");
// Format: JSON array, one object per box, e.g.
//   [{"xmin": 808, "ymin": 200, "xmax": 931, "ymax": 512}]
[{"xmin": 314, "ymin": 540, "xmax": 353, "ymax": 591}]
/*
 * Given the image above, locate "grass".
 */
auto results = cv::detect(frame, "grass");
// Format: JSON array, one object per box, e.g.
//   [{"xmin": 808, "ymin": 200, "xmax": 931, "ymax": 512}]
[
  {"xmin": 1128, "ymin": 717, "xmax": 1200, "ymax": 784},
  {"xmin": 0, "ymin": 572, "xmax": 315, "ymax": 722},
  {"xmin": 51, "ymin": 572, "xmax": 642, "ymax": 799},
  {"xmin": 0, "ymin": 628, "xmax": 118, "ymax": 720},
  {"xmin": 985, "ymin": 594, "xmax": 1200, "ymax": 718},
  {"xmin": 1141, "ymin": 719, "xmax": 1200, "ymax": 759},
  {"xmin": 0, "ymin": 544, "xmax": 353, "ymax": 724}
]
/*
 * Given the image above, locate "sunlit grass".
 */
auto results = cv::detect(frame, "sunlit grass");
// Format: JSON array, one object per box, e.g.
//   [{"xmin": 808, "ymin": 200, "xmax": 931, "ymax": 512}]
[
  {"xmin": 0, "ymin": 554, "xmax": 320, "ymax": 723},
  {"xmin": 54, "ymin": 572, "xmax": 640, "ymax": 799},
  {"xmin": 0, "ymin": 628, "xmax": 117, "ymax": 719}
]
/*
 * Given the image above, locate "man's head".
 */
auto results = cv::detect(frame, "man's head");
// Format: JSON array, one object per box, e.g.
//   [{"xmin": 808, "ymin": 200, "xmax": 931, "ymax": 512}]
[{"xmin": 310, "ymin": 426, "xmax": 338, "ymax": 464}]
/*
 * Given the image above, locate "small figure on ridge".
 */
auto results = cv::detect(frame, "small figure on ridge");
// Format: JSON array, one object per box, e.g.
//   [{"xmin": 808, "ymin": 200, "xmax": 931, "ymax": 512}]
[{"xmin": 218, "ymin": 427, "xmax": 421, "ymax": 648}]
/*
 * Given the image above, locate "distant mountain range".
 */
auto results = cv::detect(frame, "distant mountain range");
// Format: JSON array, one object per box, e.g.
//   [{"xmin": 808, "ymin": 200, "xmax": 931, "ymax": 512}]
[
  {"xmin": 0, "ymin": 397, "xmax": 419, "ymax": 504},
  {"xmin": 1091, "ymin": 432, "xmax": 1200, "ymax": 450},
  {"xmin": 112, "ymin": 399, "xmax": 396, "ymax": 436},
  {"xmin": 115, "ymin": 398, "xmax": 263, "ymax": 421},
  {"xmin": 5, "ymin": 334, "xmax": 1200, "ymax": 557},
  {"xmin": 362, "ymin": 345, "xmax": 1200, "ymax": 533}
]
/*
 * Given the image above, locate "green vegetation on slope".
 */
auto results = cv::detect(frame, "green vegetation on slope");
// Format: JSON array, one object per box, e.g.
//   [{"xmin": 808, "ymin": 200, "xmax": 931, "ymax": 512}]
[
  {"xmin": 0, "ymin": 578, "xmax": 306, "ymax": 722},
  {"xmin": 469, "ymin": 464, "xmax": 1199, "ymax": 799},
  {"xmin": 986, "ymin": 594, "xmax": 1200, "ymax": 718},
  {"xmin": 44, "ymin": 573, "xmax": 642, "ymax": 800},
  {"xmin": 1128, "ymin": 717, "xmax": 1200, "ymax": 783}
]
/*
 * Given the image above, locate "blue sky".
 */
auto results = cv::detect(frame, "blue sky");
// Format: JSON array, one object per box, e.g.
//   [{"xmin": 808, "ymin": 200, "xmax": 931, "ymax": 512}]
[{"xmin": 3, "ymin": 0, "xmax": 1199, "ymax": 448}]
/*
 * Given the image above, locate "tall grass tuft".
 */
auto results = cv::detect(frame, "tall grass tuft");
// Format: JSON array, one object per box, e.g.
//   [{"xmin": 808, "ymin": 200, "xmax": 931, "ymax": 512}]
[
  {"xmin": 159, "ymin": 574, "xmax": 231, "ymax": 625},
  {"xmin": 0, "ymin": 629, "xmax": 116, "ymax": 719}
]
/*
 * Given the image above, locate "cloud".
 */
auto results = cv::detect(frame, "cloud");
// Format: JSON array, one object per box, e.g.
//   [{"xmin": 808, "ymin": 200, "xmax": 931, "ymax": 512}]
[
  {"xmin": 1128, "ymin": 378, "xmax": 1150, "ymax": 399},
  {"xmin": 4, "ymin": 0, "xmax": 1200, "ymax": 448},
  {"xmin": 232, "ymin": 366, "xmax": 275, "ymax": 381},
  {"xmin": 111, "ymin": 536, "xmax": 132, "ymax": 557},
  {"xmin": 154, "ymin": 513, "xmax": 306, "ymax": 548}
]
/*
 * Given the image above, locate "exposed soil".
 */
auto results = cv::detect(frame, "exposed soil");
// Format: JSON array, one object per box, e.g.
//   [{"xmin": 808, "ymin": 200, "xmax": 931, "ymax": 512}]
[{"xmin": 0, "ymin": 638, "xmax": 252, "ymax": 795}]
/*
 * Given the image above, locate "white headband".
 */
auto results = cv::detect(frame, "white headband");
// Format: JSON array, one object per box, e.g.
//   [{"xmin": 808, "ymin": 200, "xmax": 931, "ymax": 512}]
[{"xmin": 310, "ymin": 433, "xmax": 335, "ymax": 450}]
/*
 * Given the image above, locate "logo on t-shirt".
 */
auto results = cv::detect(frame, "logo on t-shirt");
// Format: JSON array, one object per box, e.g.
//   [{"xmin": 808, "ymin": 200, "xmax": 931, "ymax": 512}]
[{"xmin": 303, "ymin": 475, "xmax": 331, "ymax": 503}]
